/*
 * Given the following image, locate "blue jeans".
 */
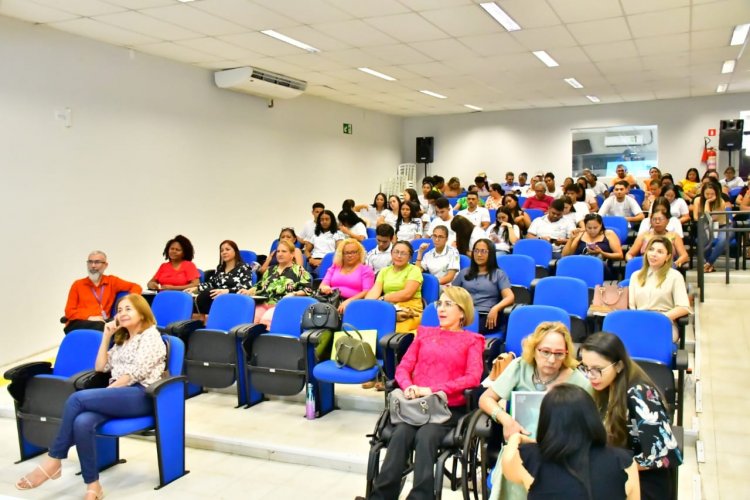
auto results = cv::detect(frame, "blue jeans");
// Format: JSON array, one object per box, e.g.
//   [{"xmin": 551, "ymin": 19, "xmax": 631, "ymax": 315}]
[
  {"xmin": 705, "ymin": 229, "xmax": 731, "ymax": 264},
  {"xmin": 48, "ymin": 386, "xmax": 153, "ymax": 483}
]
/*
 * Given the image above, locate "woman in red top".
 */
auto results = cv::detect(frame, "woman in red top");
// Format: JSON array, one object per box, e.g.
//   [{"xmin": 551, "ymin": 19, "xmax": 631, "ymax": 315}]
[
  {"xmin": 147, "ymin": 235, "xmax": 200, "ymax": 291},
  {"xmin": 368, "ymin": 286, "xmax": 484, "ymax": 500}
]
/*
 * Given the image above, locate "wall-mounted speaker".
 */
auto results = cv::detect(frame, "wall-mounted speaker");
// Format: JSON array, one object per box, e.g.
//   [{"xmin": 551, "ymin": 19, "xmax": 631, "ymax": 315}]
[
  {"xmin": 719, "ymin": 119, "xmax": 744, "ymax": 151},
  {"xmin": 416, "ymin": 137, "xmax": 434, "ymax": 163}
]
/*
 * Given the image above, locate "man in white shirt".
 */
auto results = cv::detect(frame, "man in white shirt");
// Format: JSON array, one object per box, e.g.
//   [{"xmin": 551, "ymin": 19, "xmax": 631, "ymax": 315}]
[
  {"xmin": 526, "ymin": 199, "xmax": 576, "ymax": 257},
  {"xmin": 598, "ymin": 181, "xmax": 644, "ymax": 225},
  {"xmin": 583, "ymin": 169, "xmax": 609, "ymax": 198},
  {"xmin": 721, "ymin": 166, "xmax": 745, "ymax": 190},
  {"xmin": 298, "ymin": 202, "xmax": 325, "ymax": 246},
  {"xmin": 365, "ymin": 224, "xmax": 393, "ymax": 273},
  {"xmin": 544, "ymin": 172, "xmax": 563, "ymax": 199},
  {"xmin": 457, "ymin": 192, "xmax": 491, "ymax": 229},
  {"xmin": 426, "ymin": 198, "xmax": 456, "ymax": 243}
]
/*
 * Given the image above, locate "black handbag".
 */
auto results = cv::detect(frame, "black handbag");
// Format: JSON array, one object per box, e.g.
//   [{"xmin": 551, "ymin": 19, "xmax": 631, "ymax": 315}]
[
  {"xmin": 312, "ymin": 288, "xmax": 342, "ymax": 309},
  {"xmin": 301, "ymin": 302, "xmax": 341, "ymax": 330}
]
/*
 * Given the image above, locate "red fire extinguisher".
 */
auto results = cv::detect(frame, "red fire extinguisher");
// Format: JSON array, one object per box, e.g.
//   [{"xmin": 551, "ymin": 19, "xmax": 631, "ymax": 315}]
[{"xmin": 706, "ymin": 147, "xmax": 717, "ymax": 171}]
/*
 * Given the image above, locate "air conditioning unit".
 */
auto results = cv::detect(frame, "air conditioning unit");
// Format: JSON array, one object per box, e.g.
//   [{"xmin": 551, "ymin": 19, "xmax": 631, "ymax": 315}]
[
  {"xmin": 604, "ymin": 135, "xmax": 646, "ymax": 147},
  {"xmin": 214, "ymin": 67, "xmax": 307, "ymax": 100}
]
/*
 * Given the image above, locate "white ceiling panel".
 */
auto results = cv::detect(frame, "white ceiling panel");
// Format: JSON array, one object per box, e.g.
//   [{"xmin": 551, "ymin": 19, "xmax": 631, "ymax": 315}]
[
  {"xmin": 177, "ymin": 37, "xmax": 257, "ymax": 60},
  {"xmin": 457, "ymin": 32, "xmax": 528, "ymax": 57},
  {"xmin": 419, "ymin": 5, "xmax": 500, "ymax": 37},
  {"xmin": 50, "ymin": 18, "xmax": 158, "ymax": 45},
  {"xmin": 0, "ymin": 0, "xmax": 78, "ymax": 23},
  {"xmin": 219, "ymin": 32, "xmax": 307, "ymax": 56},
  {"xmin": 31, "ymin": 0, "xmax": 124, "ymax": 17},
  {"xmin": 197, "ymin": 59, "xmax": 241, "ymax": 70},
  {"xmin": 410, "ymin": 38, "xmax": 476, "ymax": 61},
  {"xmin": 104, "ymin": 0, "xmax": 173, "ymax": 8},
  {"xmin": 627, "ymin": 7, "xmax": 690, "ymax": 38},
  {"xmin": 641, "ymin": 52, "xmax": 691, "ymax": 70},
  {"xmin": 324, "ymin": 0, "xmax": 409, "ymax": 18},
  {"xmin": 314, "ymin": 19, "xmax": 398, "ymax": 47},
  {"xmin": 546, "ymin": 0, "xmax": 623, "ymax": 23},
  {"xmin": 621, "ymin": 0, "xmax": 690, "ymax": 15},
  {"xmin": 583, "ymin": 40, "xmax": 639, "ymax": 62},
  {"xmin": 362, "ymin": 44, "xmax": 434, "ymax": 65},
  {"xmin": 277, "ymin": 25, "xmax": 352, "ymax": 52},
  {"xmin": 690, "ymin": 46, "xmax": 743, "ymax": 64},
  {"xmin": 496, "ymin": 0, "xmax": 562, "ymax": 28},
  {"xmin": 596, "ymin": 57, "xmax": 645, "ymax": 75},
  {"xmin": 190, "ymin": 0, "xmax": 299, "ymax": 30},
  {"xmin": 134, "ymin": 41, "xmax": 218, "ymax": 63},
  {"xmin": 691, "ymin": 0, "xmax": 750, "ymax": 30},
  {"xmin": 546, "ymin": 46, "xmax": 593, "ymax": 65},
  {"xmin": 275, "ymin": 53, "xmax": 348, "ymax": 71},
  {"xmin": 567, "ymin": 17, "xmax": 632, "ymax": 45},
  {"xmin": 321, "ymin": 48, "xmax": 388, "ymax": 67},
  {"xmin": 93, "ymin": 11, "xmax": 199, "ymax": 41},
  {"xmin": 256, "ymin": 0, "xmax": 351, "ymax": 24},
  {"xmin": 635, "ymin": 34, "xmax": 690, "ymax": 56},
  {"xmin": 511, "ymin": 25, "xmax": 579, "ymax": 50},
  {"xmin": 364, "ymin": 13, "xmax": 449, "ymax": 43},
  {"xmin": 234, "ymin": 57, "xmax": 304, "ymax": 77},
  {"xmin": 140, "ymin": 4, "xmax": 246, "ymax": 37},
  {"xmin": 407, "ymin": 61, "xmax": 456, "ymax": 78},
  {"xmin": 691, "ymin": 28, "xmax": 733, "ymax": 50}
]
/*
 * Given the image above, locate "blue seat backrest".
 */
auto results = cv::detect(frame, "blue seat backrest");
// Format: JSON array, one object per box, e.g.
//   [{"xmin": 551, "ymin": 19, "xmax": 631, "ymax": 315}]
[
  {"xmin": 498, "ymin": 254, "xmax": 535, "ymax": 287},
  {"xmin": 410, "ymin": 239, "xmax": 433, "ymax": 262},
  {"xmin": 555, "ymin": 255, "xmax": 604, "ymax": 288},
  {"xmin": 488, "ymin": 209, "xmax": 497, "ymax": 223},
  {"xmin": 270, "ymin": 239, "xmax": 303, "ymax": 253},
  {"xmin": 109, "ymin": 291, "xmax": 130, "ymax": 318},
  {"xmin": 240, "ymin": 250, "xmax": 257, "ymax": 264},
  {"xmin": 459, "ymin": 254, "xmax": 471, "ymax": 270},
  {"xmin": 151, "ymin": 291, "xmax": 193, "ymax": 328},
  {"xmin": 342, "ymin": 299, "xmax": 396, "ymax": 359},
  {"xmin": 447, "ymin": 197, "xmax": 460, "ymax": 206},
  {"xmin": 361, "ymin": 238, "xmax": 378, "ymax": 252},
  {"xmin": 625, "ymin": 256, "xmax": 643, "ymax": 280},
  {"xmin": 53, "ymin": 329, "xmax": 103, "ymax": 377},
  {"xmin": 602, "ymin": 216, "xmax": 628, "ymax": 244},
  {"xmin": 198, "ymin": 269, "xmax": 205, "ymax": 282},
  {"xmin": 421, "ymin": 302, "xmax": 480, "ymax": 333},
  {"xmin": 205, "ymin": 294, "xmax": 255, "ymax": 331},
  {"xmin": 268, "ymin": 296, "xmax": 317, "ymax": 337},
  {"xmin": 525, "ymin": 208, "xmax": 544, "ymax": 222},
  {"xmin": 317, "ymin": 252, "xmax": 335, "ymax": 278},
  {"xmin": 518, "ymin": 196, "xmax": 527, "ymax": 206},
  {"xmin": 533, "ymin": 276, "xmax": 589, "ymax": 319},
  {"xmin": 163, "ymin": 335, "xmax": 185, "ymax": 376},
  {"xmin": 421, "ymin": 274, "xmax": 440, "ymax": 304},
  {"xmin": 513, "ymin": 239, "xmax": 553, "ymax": 269},
  {"xmin": 603, "ymin": 310, "xmax": 673, "ymax": 365},
  {"xmin": 630, "ymin": 189, "xmax": 645, "ymax": 206},
  {"xmin": 505, "ymin": 305, "xmax": 570, "ymax": 356},
  {"xmin": 366, "ymin": 227, "xmax": 376, "ymax": 239}
]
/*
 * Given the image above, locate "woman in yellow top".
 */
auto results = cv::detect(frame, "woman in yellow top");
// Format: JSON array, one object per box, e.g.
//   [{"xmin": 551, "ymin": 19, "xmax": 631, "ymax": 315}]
[{"xmin": 678, "ymin": 167, "xmax": 700, "ymax": 203}]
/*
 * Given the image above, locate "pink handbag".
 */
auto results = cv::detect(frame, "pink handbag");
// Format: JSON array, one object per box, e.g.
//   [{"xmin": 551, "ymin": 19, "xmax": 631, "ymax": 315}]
[{"xmin": 592, "ymin": 284, "xmax": 629, "ymax": 312}]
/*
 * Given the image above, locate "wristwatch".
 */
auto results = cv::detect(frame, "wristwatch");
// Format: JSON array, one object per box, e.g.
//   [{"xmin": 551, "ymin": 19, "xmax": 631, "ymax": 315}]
[{"xmin": 490, "ymin": 406, "xmax": 502, "ymax": 423}]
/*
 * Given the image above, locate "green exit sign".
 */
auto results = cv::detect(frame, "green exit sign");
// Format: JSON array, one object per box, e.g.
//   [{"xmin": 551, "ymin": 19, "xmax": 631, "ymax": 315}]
[{"xmin": 343, "ymin": 123, "xmax": 352, "ymax": 134}]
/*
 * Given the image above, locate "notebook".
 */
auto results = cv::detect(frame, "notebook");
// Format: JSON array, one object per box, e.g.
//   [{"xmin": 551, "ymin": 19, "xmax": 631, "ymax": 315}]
[{"xmin": 510, "ymin": 391, "xmax": 546, "ymax": 439}]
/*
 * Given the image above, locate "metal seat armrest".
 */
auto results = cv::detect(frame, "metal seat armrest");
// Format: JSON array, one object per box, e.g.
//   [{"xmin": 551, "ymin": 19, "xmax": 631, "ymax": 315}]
[
  {"xmin": 72, "ymin": 370, "xmax": 111, "ymax": 390},
  {"xmin": 146, "ymin": 375, "xmax": 187, "ymax": 397},
  {"xmin": 499, "ymin": 303, "xmax": 521, "ymax": 324},
  {"xmin": 299, "ymin": 328, "xmax": 332, "ymax": 346},
  {"xmin": 230, "ymin": 323, "xmax": 267, "ymax": 340},
  {"xmin": 548, "ymin": 258, "xmax": 558, "ymax": 275},
  {"xmin": 4, "ymin": 361, "xmax": 52, "ymax": 381},
  {"xmin": 381, "ymin": 332, "xmax": 414, "ymax": 380},
  {"xmin": 674, "ymin": 349, "xmax": 688, "ymax": 371},
  {"xmin": 165, "ymin": 319, "xmax": 204, "ymax": 341}
]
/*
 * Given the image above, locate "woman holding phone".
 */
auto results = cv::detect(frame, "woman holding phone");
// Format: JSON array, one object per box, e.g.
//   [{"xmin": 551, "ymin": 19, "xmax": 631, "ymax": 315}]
[{"xmin": 562, "ymin": 214, "xmax": 623, "ymax": 279}]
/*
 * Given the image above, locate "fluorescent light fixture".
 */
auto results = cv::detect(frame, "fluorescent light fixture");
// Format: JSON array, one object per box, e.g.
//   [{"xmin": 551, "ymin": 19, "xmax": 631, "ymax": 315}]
[
  {"xmin": 532, "ymin": 50, "xmax": 559, "ymax": 68},
  {"xmin": 721, "ymin": 59, "xmax": 736, "ymax": 74},
  {"xmin": 177, "ymin": 0, "xmax": 195, "ymax": 3},
  {"xmin": 261, "ymin": 30, "xmax": 320, "ymax": 53},
  {"xmin": 464, "ymin": 104, "xmax": 483, "ymax": 111},
  {"xmin": 564, "ymin": 77, "xmax": 584, "ymax": 89},
  {"xmin": 479, "ymin": 2, "xmax": 521, "ymax": 32},
  {"xmin": 716, "ymin": 84, "xmax": 728, "ymax": 93},
  {"xmin": 586, "ymin": 95, "xmax": 600, "ymax": 103},
  {"xmin": 730, "ymin": 23, "xmax": 750, "ymax": 46},
  {"xmin": 357, "ymin": 67, "xmax": 396, "ymax": 81},
  {"xmin": 419, "ymin": 90, "xmax": 447, "ymax": 99}
]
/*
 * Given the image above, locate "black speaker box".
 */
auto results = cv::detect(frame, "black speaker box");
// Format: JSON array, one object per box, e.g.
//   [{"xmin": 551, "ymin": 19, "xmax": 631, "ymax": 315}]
[
  {"xmin": 719, "ymin": 119, "xmax": 744, "ymax": 151},
  {"xmin": 416, "ymin": 137, "xmax": 434, "ymax": 163}
]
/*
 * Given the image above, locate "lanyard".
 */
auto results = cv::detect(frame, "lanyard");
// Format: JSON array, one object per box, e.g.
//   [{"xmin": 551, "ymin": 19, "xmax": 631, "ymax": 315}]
[{"xmin": 91, "ymin": 283, "xmax": 108, "ymax": 319}]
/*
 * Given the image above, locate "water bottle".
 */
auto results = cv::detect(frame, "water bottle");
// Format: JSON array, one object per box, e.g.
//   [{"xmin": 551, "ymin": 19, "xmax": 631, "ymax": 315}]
[{"xmin": 305, "ymin": 382, "xmax": 316, "ymax": 420}]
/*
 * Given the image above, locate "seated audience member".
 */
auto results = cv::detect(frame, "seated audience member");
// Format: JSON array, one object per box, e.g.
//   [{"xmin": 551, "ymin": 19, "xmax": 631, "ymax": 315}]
[
  {"xmin": 486, "ymin": 207, "xmax": 520, "ymax": 256},
  {"xmin": 627, "ymin": 208, "xmax": 689, "ymax": 267},
  {"xmin": 661, "ymin": 185, "xmax": 691, "ymax": 224},
  {"xmin": 425, "ymin": 197, "xmax": 456, "ymax": 243},
  {"xmin": 452, "ymin": 215, "xmax": 486, "ymax": 257},
  {"xmin": 394, "ymin": 201, "xmax": 423, "ymax": 242},
  {"xmin": 576, "ymin": 176, "xmax": 600, "ymax": 210},
  {"xmin": 504, "ymin": 193, "xmax": 531, "ymax": 233},
  {"xmin": 485, "ymin": 183, "xmax": 505, "ymax": 209},
  {"xmin": 147, "ymin": 235, "xmax": 200, "ymax": 292},
  {"xmin": 365, "ymin": 241, "xmax": 424, "ymax": 333},
  {"xmin": 432, "ymin": 175, "xmax": 446, "ymax": 194},
  {"xmin": 475, "ymin": 175, "xmax": 491, "ymax": 197},
  {"xmin": 443, "ymin": 176, "xmax": 463, "ymax": 197},
  {"xmin": 500, "ymin": 384, "xmax": 639, "ymax": 500},
  {"xmin": 543, "ymin": 172, "xmax": 562, "ymax": 199},
  {"xmin": 678, "ymin": 167, "xmax": 701, "ymax": 203},
  {"xmin": 598, "ymin": 181, "xmax": 644, "ymax": 226},
  {"xmin": 580, "ymin": 333, "xmax": 682, "ymax": 499},
  {"xmin": 523, "ymin": 182, "xmax": 554, "ymax": 212},
  {"xmin": 298, "ymin": 202, "xmax": 325, "ymax": 246},
  {"xmin": 418, "ymin": 180, "xmax": 434, "ymax": 213},
  {"xmin": 637, "ymin": 197, "xmax": 684, "ymax": 237},
  {"xmin": 457, "ymin": 192, "xmax": 491, "ymax": 229},
  {"xmin": 17, "ymin": 294, "xmax": 166, "ymax": 500},
  {"xmin": 304, "ymin": 209, "xmax": 344, "ymax": 270},
  {"xmin": 366, "ymin": 287, "xmax": 483, "ymax": 500},
  {"xmin": 422, "ymin": 189, "xmax": 443, "ymax": 223},
  {"xmin": 563, "ymin": 184, "xmax": 591, "ymax": 217},
  {"xmin": 366, "ymin": 224, "xmax": 394, "ymax": 273},
  {"xmin": 318, "ymin": 239, "xmax": 374, "ymax": 313},
  {"xmin": 415, "ymin": 226, "xmax": 460, "ymax": 286},
  {"xmin": 692, "ymin": 181, "xmax": 732, "ymax": 273},
  {"xmin": 338, "ymin": 210, "xmax": 368, "ymax": 242},
  {"xmin": 629, "ymin": 237, "xmax": 691, "ymax": 341},
  {"xmin": 583, "ymin": 169, "xmax": 609, "ymax": 198},
  {"xmin": 609, "ymin": 164, "xmax": 639, "ymax": 188},
  {"xmin": 661, "ymin": 172, "xmax": 677, "ymax": 189},
  {"xmin": 64, "ymin": 251, "xmax": 142, "ymax": 334},
  {"xmin": 645, "ymin": 166, "xmax": 662, "ymax": 185},
  {"xmin": 239, "ymin": 240, "xmax": 312, "ymax": 327},
  {"xmin": 452, "ymin": 239, "xmax": 514, "ymax": 336},
  {"xmin": 561, "ymin": 176, "xmax": 575, "ymax": 191},
  {"xmin": 355, "ymin": 192, "xmax": 388, "ymax": 228},
  {"xmin": 186, "ymin": 240, "xmax": 253, "ymax": 315},
  {"xmin": 500, "ymin": 171, "xmax": 519, "ymax": 194},
  {"xmin": 561, "ymin": 195, "xmax": 585, "ymax": 226},
  {"xmin": 721, "ymin": 166, "xmax": 744, "ymax": 190},
  {"xmin": 379, "ymin": 195, "xmax": 401, "ymax": 228},
  {"xmin": 454, "ymin": 184, "xmax": 485, "ymax": 210},
  {"xmin": 523, "ymin": 175, "xmax": 542, "ymax": 197},
  {"xmin": 258, "ymin": 227, "xmax": 305, "ymax": 275},
  {"xmin": 526, "ymin": 199, "xmax": 576, "ymax": 258},
  {"xmin": 517, "ymin": 172, "xmax": 529, "ymax": 191},
  {"xmin": 642, "ymin": 178, "xmax": 662, "ymax": 212},
  {"xmin": 562, "ymin": 214, "xmax": 623, "ymax": 279},
  {"xmin": 702, "ymin": 170, "xmax": 728, "ymax": 194}
]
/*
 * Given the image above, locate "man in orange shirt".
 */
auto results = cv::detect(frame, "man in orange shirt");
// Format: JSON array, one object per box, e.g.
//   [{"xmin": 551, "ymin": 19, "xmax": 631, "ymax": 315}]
[
  {"xmin": 609, "ymin": 164, "xmax": 639, "ymax": 189},
  {"xmin": 63, "ymin": 250, "xmax": 142, "ymax": 334}
]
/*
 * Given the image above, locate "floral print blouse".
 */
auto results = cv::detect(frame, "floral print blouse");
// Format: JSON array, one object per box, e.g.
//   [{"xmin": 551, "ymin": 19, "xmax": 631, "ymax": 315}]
[
  {"xmin": 625, "ymin": 383, "xmax": 683, "ymax": 469},
  {"xmin": 198, "ymin": 263, "xmax": 253, "ymax": 293},
  {"xmin": 256, "ymin": 263, "xmax": 312, "ymax": 305},
  {"xmin": 103, "ymin": 326, "xmax": 166, "ymax": 386}
]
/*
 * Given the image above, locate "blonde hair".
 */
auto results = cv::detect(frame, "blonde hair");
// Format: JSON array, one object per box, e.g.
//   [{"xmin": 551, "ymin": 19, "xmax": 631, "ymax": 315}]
[
  {"xmin": 440, "ymin": 286, "xmax": 475, "ymax": 327},
  {"xmin": 636, "ymin": 236, "xmax": 672, "ymax": 288},
  {"xmin": 113, "ymin": 294, "xmax": 157, "ymax": 345},
  {"xmin": 333, "ymin": 238, "xmax": 365, "ymax": 267},
  {"xmin": 520, "ymin": 321, "xmax": 578, "ymax": 370}
]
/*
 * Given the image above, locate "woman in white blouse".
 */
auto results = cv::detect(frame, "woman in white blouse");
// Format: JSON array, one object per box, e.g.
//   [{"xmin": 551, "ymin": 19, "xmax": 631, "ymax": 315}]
[
  {"xmin": 395, "ymin": 201, "xmax": 422, "ymax": 242},
  {"xmin": 15, "ymin": 294, "xmax": 166, "ymax": 500},
  {"xmin": 304, "ymin": 209, "xmax": 344, "ymax": 270}
]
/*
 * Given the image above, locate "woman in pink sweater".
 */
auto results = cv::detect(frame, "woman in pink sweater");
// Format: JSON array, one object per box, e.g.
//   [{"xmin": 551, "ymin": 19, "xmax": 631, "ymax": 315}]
[
  {"xmin": 318, "ymin": 239, "xmax": 375, "ymax": 314},
  {"xmin": 368, "ymin": 286, "xmax": 484, "ymax": 500}
]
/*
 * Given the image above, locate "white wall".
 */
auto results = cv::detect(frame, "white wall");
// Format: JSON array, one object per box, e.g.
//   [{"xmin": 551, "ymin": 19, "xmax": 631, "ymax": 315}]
[
  {"xmin": 402, "ymin": 93, "xmax": 750, "ymax": 185},
  {"xmin": 0, "ymin": 15, "xmax": 402, "ymax": 365}
]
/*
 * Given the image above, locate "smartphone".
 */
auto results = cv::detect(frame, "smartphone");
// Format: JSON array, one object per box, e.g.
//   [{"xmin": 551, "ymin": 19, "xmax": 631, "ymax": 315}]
[{"xmin": 587, "ymin": 243, "xmax": 597, "ymax": 250}]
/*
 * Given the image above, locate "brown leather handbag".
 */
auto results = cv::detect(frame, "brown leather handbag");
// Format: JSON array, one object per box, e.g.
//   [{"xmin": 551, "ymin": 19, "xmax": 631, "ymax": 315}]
[{"xmin": 488, "ymin": 352, "xmax": 516, "ymax": 381}]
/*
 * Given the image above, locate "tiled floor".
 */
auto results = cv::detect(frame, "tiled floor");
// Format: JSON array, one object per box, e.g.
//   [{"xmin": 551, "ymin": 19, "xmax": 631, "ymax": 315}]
[{"xmin": 0, "ymin": 274, "xmax": 747, "ymax": 499}]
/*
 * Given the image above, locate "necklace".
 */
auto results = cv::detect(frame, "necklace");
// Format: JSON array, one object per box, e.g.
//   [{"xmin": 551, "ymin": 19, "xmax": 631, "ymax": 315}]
[{"xmin": 533, "ymin": 367, "xmax": 561, "ymax": 391}]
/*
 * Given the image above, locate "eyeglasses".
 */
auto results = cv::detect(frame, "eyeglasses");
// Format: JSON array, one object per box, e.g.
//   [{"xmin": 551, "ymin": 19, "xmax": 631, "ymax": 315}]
[
  {"xmin": 536, "ymin": 348, "xmax": 568, "ymax": 360},
  {"xmin": 392, "ymin": 250, "xmax": 410, "ymax": 257},
  {"xmin": 343, "ymin": 251, "xmax": 359, "ymax": 256},
  {"xmin": 435, "ymin": 300, "xmax": 458, "ymax": 309},
  {"xmin": 473, "ymin": 248, "xmax": 489, "ymax": 255},
  {"xmin": 577, "ymin": 362, "xmax": 616, "ymax": 379},
  {"xmin": 86, "ymin": 260, "xmax": 106, "ymax": 265},
  {"xmin": 432, "ymin": 234, "xmax": 447, "ymax": 240}
]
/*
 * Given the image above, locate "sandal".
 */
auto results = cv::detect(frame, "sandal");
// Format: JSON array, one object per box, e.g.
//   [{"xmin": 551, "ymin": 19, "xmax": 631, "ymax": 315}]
[
  {"xmin": 361, "ymin": 381, "xmax": 376, "ymax": 389},
  {"xmin": 15, "ymin": 464, "xmax": 61, "ymax": 490},
  {"xmin": 704, "ymin": 263, "xmax": 715, "ymax": 273},
  {"xmin": 85, "ymin": 487, "xmax": 105, "ymax": 499}
]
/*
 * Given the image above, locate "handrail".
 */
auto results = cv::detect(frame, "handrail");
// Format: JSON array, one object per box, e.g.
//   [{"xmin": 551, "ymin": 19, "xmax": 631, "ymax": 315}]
[{"xmin": 696, "ymin": 209, "xmax": 750, "ymax": 302}]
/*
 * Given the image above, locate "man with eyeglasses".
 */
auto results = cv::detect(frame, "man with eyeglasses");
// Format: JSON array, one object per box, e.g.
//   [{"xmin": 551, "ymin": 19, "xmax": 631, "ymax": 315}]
[{"xmin": 63, "ymin": 250, "xmax": 142, "ymax": 334}]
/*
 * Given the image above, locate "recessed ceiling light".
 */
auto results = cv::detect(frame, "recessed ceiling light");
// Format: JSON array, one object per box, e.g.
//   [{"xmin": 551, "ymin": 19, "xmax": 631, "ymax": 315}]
[
  {"xmin": 464, "ymin": 104, "xmax": 483, "ymax": 111},
  {"xmin": 479, "ymin": 2, "xmax": 521, "ymax": 32},
  {"xmin": 357, "ymin": 67, "xmax": 396, "ymax": 81},
  {"xmin": 261, "ymin": 30, "xmax": 320, "ymax": 53},
  {"xmin": 721, "ymin": 59, "xmax": 736, "ymax": 74},
  {"xmin": 532, "ymin": 51, "xmax": 559, "ymax": 68},
  {"xmin": 716, "ymin": 84, "xmax": 728, "ymax": 93},
  {"xmin": 730, "ymin": 24, "xmax": 750, "ymax": 46},
  {"xmin": 177, "ymin": 0, "xmax": 195, "ymax": 3},
  {"xmin": 586, "ymin": 95, "xmax": 600, "ymax": 103},
  {"xmin": 564, "ymin": 77, "xmax": 584, "ymax": 89},
  {"xmin": 419, "ymin": 90, "xmax": 447, "ymax": 99}
]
